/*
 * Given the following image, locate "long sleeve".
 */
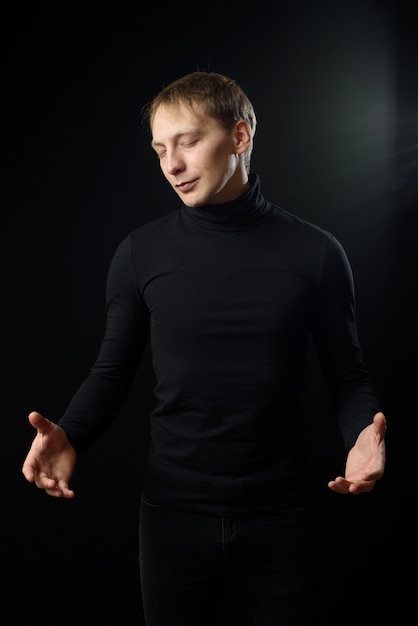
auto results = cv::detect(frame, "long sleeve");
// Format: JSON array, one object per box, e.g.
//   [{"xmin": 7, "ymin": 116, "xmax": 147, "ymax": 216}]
[
  {"xmin": 310, "ymin": 234, "xmax": 380, "ymax": 450},
  {"xmin": 58, "ymin": 236, "xmax": 150, "ymax": 452}
]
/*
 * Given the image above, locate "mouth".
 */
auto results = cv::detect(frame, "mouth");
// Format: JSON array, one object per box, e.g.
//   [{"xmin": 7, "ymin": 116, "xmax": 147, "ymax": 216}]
[{"xmin": 176, "ymin": 179, "xmax": 197, "ymax": 193}]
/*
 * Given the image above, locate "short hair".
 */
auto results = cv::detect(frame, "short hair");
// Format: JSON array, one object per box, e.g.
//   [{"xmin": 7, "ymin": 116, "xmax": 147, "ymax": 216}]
[{"xmin": 142, "ymin": 71, "xmax": 257, "ymax": 173}]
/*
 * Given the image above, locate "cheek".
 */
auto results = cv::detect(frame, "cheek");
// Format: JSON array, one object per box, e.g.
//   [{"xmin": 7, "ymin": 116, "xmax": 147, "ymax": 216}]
[{"xmin": 200, "ymin": 145, "xmax": 235, "ymax": 174}]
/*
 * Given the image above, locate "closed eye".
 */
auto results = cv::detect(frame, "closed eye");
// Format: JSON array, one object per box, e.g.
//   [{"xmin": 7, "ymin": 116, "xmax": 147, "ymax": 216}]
[{"xmin": 178, "ymin": 139, "xmax": 198, "ymax": 148}]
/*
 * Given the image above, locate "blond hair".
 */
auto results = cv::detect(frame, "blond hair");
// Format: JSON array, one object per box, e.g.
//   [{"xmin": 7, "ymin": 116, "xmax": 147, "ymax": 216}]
[{"xmin": 142, "ymin": 71, "xmax": 257, "ymax": 174}]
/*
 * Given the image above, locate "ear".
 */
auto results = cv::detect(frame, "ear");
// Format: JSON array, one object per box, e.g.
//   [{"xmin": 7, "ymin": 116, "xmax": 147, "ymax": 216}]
[{"xmin": 234, "ymin": 120, "xmax": 252, "ymax": 154}]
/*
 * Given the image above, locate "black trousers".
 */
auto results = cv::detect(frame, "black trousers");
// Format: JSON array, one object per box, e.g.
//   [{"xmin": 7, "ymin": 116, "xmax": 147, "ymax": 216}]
[{"xmin": 139, "ymin": 496, "xmax": 320, "ymax": 626}]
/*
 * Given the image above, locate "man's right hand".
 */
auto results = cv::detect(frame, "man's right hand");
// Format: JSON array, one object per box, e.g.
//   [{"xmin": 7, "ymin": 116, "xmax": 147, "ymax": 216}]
[{"xmin": 22, "ymin": 411, "xmax": 76, "ymax": 498}]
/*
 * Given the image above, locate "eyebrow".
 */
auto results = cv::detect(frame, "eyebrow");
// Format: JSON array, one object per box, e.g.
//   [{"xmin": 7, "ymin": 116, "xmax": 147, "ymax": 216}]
[
  {"xmin": 150, "ymin": 140, "xmax": 165, "ymax": 150},
  {"xmin": 151, "ymin": 129, "xmax": 201, "ymax": 150}
]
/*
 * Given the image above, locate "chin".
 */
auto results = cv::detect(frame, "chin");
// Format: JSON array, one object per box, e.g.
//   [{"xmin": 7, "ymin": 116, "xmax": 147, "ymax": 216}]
[
  {"xmin": 183, "ymin": 200, "xmax": 204, "ymax": 208},
  {"xmin": 179, "ymin": 194, "xmax": 207, "ymax": 208}
]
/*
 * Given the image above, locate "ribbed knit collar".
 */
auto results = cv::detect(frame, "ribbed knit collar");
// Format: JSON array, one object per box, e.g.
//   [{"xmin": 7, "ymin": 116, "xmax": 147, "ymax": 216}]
[{"xmin": 181, "ymin": 173, "xmax": 271, "ymax": 231}]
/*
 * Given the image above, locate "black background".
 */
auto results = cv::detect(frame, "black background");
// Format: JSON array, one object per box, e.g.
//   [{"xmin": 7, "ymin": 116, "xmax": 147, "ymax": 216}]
[{"xmin": 3, "ymin": 1, "xmax": 417, "ymax": 623}]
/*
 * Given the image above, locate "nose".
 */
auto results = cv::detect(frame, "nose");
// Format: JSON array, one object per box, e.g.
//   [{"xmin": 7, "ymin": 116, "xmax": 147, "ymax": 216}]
[{"xmin": 164, "ymin": 148, "xmax": 185, "ymax": 175}]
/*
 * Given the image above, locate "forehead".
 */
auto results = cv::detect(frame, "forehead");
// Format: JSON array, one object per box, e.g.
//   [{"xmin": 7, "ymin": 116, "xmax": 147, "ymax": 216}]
[{"xmin": 151, "ymin": 102, "xmax": 216, "ymax": 141}]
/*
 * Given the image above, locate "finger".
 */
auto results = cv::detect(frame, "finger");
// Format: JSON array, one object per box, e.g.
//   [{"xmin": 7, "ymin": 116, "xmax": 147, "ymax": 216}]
[
  {"xmin": 328, "ymin": 484, "xmax": 349, "ymax": 494},
  {"xmin": 22, "ymin": 462, "xmax": 36, "ymax": 483},
  {"xmin": 373, "ymin": 412, "xmax": 387, "ymax": 433},
  {"xmin": 58, "ymin": 482, "xmax": 76, "ymax": 498},
  {"xmin": 34, "ymin": 473, "xmax": 57, "ymax": 490},
  {"xmin": 45, "ymin": 484, "xmax": 75, "ymax": 499},
  {"xmin": 27, "ymin": 411, "xmax": 52, "ymax": 434},
  {"xmin": 328, "ymin": 477, "xmax": 350, "ymax": 494},
  {"xmin": 348, "ymin": 479, "xmax": 376, "ymax": 494},
  {"xmin": 45, "ymin": 487, "xmax": 66, "ymax": 498}
]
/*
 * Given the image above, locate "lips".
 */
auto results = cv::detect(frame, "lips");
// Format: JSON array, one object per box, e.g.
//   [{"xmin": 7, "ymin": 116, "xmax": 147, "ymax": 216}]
[{"xmin": 176, "ymin": 180, "xmax": 197, "ymax": 193}]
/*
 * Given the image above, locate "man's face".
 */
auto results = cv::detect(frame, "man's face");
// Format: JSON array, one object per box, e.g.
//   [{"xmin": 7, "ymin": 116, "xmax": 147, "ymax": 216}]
[{"xmin": 151, "ymin": 103, "xmax": 247, "ymax": 207}]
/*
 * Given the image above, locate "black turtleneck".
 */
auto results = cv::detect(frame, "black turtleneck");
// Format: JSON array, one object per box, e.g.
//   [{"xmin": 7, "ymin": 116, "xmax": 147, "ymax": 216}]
[{"xmin": 58, "ymin": 174, "xmax": 381, "ymax": 515}]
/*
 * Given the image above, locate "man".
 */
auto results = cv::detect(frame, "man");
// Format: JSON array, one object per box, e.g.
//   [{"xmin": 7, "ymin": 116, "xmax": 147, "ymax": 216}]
[{"xmin": 22, "ymin": 71, "xmax": 386, "ymax": 625}]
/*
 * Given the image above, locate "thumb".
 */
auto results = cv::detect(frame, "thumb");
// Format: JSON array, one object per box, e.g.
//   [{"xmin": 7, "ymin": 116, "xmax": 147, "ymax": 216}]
[
  {"xmin": 373, "ymin": 411, "xmax": 387, "ymax": 434},
  {"xmin": 28, "ymin": 411, "xmax": 52, "ymax": 433}
]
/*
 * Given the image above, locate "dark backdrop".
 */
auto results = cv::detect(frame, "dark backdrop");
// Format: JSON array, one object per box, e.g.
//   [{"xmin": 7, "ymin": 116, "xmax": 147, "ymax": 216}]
[{"xmin": 3, "ymin": 1, "xmax": 417, "ymax": 623}]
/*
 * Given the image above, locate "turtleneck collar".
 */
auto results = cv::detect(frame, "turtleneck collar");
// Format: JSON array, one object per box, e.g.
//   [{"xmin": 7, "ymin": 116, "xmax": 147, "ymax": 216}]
[{"xmin": 181, "ymin": 173, "xmax": 271, "ymax": 231}]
